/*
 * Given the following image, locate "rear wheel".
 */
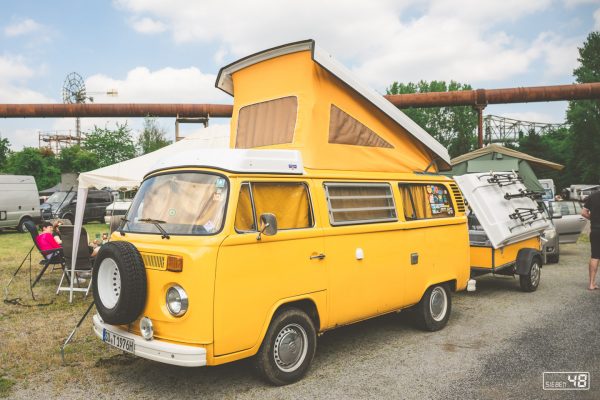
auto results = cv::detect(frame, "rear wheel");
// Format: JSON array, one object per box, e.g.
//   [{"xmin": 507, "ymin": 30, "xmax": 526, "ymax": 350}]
[
  {"xmin": 17, "ymin": 217, "xmax": 32, "ymax": 233},
  {"xmin": 254, "ymin": 308, "xmax": 316, "ymax": 386},
  {"xmin": 413, "ymin": 284, "xmax": 452, "ymax": 332},
  {"xmin": 519, "ymin": 258, "xmax": 541, "ymax": 292}
]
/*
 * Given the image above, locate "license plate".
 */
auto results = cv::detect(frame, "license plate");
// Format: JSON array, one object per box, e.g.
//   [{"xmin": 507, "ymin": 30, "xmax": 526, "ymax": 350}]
[{"xmin": 103, "ymin": 328, "xmax": 135, "ymax": 354}]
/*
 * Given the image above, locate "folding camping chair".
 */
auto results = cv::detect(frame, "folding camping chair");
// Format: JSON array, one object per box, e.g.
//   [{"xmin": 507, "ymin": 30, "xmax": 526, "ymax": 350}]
[
  {"xmin": 23, "ymin": 220, "xmax": 66, "ymax": 288},
  {"xmin": 56, "ymin": 225, "xmax": 94, "ymax": 297}
]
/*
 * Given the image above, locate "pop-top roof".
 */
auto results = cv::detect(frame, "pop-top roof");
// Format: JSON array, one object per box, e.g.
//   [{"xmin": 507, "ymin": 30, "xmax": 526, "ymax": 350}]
[{"xmin": 216, "ymin": 39, "xmax": 450, "ymax": 168}]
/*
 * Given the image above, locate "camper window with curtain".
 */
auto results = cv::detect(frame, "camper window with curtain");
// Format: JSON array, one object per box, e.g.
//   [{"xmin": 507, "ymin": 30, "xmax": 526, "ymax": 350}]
[
  {"xmin": 399, "ymin": 183, "xmax": 455, "ymax": 220},
  {"xmin": 324, "ymin": 182, "xmax": 397, "ymax": 225},
  {"xmin": 235, "ymin": 96, "xmax": 298, "ymax": 148},
  {"xmin": 234, "ymin": 182, "xmax": 313, "ymax": 232}
]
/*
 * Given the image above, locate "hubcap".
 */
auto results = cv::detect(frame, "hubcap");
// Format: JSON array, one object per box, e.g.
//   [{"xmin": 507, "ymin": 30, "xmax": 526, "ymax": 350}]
[
  {"xmin": 97, "ymin": 258, "xmax": 121, "ymax": 309},
  {"xmin": 430, "ymin": 287, "xmax": 448, "ymax": 322},
  {"xmin": 273, "ymin": 323, "xmax": 308, "ymax": 373},
  {"xmin": 530, "ymin": 262, "xmax": 540, "ymax": 286}
]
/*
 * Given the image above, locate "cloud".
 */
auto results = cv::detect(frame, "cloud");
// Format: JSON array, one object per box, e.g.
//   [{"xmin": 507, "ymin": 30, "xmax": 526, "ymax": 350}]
[
  {"xmin": 4, "ymin": 18, "xmax": 42, "ymax": 37},
  {"xmin": 0, "ymin": 55, "xmax": 53, "ymax": 103},
  {"xmin": 114, "ymin": 0, "xmax": 580, "ymax": 88},
  {"xmin": 85, "ymin": 66, "xmax": 229, "ymax": 103},
  {"xmin": 595, "ymin": 8, "xmax": 600, "ymax": 30},
  {"xmin": 130, "ymin": 17, "xmax": 166, "ymax": 34}
]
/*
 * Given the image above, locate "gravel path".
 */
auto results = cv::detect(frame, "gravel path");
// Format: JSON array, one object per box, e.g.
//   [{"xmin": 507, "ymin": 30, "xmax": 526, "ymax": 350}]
[{"xmin": 11, "ymin": 242, "xmax": 599, "ymax": 399}]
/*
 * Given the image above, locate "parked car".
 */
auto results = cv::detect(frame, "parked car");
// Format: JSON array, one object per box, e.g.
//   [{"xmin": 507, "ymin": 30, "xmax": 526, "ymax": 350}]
[
  {"xmin": 548, "ymin": 200, "xmax": 588, "ymax": 244},
  {"xmin": 104, "ymin": 199, "xmax": 132, "ymax": 224},
  {"xmin": 562, "ymin": 184, "xmax": 600, "ymax": 201},
  {"xmin": 41, "ymin": 189, "xmax": 114, "ymax": 224},
  {"xmin": 538, "ymin": 201, "xmax": 560, "ymax": 263},
  {"xmin": 0, "ymin": 175, "xmax": 42, "ymax": 232}
]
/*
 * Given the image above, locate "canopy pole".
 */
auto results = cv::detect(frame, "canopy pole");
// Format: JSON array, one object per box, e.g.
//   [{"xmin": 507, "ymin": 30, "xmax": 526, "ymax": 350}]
[{"xmin": 69, "ymin": 187, "xmax": 88, "ymax": 303}]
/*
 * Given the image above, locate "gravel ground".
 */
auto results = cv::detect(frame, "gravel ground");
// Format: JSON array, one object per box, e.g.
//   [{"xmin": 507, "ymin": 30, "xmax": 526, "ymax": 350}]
[{"xmin": 11, "ymin": 241, "xmax": 599, "ymax": 399}]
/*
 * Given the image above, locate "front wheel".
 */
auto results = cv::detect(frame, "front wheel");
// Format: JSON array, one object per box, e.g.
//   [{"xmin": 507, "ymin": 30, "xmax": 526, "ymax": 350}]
[
  {"xmin": 17, "ymin": 217, "xmax": 32, "ymax": 233},
  {"xmin": 413, "ymin": 284, "xmax": 452, "ymax": 332},
  {"xmin": 519, "ymin": 258, "xmax": 541, "ymax": 292},
  {"xmin": 254, "ymin": 308, "xmax": 317, "ymax": 386}
]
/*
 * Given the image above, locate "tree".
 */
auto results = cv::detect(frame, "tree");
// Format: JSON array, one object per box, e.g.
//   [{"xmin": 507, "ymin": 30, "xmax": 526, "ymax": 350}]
[
  {"xmin": 58, "ymin": 144, "xmax": 99, "ymax": 173},
  {"xmin": 137, "ymin": 116, "xmax": 171, "ymax": 155},
  {"xmin": 84, "ymin": 123, "xmax": 136, "ymax": 167},
  {"xmin": 566, "ymin": 31, "xmax": 600, "ymax": 184},
  {"xmin": 3, "ymin": 147, "xmax": 60, "ymax": 190},
  {"xmin": 387, "ymin": 80, "xmax": 477, "ymax": 158},
  {"xmin": 0, "ymin": 136, "xmax": 10, "ymax": 170}
]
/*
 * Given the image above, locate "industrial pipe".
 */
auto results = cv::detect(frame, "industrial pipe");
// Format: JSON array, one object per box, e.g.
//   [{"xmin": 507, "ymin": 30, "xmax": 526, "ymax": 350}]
[{"xmin": 0, "ymin": 83, "xmax": 598, "ymax": 118}]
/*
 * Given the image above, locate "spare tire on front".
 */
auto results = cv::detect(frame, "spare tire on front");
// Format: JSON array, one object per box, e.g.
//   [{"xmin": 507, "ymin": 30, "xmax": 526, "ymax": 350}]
[{"xmin": 92, "ymin": 241, "xmax": 147, "ymax": 325}]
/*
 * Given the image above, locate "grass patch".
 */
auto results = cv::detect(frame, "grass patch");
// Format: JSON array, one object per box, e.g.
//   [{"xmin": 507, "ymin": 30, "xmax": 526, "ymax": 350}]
[
  {"xmin": 0, "ymin": 222, "xmax": 119, "ymax": 394},
  {"xmin": 0, "ymin": 377, "xmax": 15, "ymax": 398}
]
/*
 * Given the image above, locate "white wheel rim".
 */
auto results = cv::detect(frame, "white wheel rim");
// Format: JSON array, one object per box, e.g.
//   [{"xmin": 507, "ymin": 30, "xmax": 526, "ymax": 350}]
[
  {"xmin": 430, "ymin": 287, "xmax": 448, "ymax": 322},
  {"xmin": 97, "ymin": 258, "xmax": 121, "ymax": 309},
  {"xmin": 273, "ymin": 323, "xmax": 308, "ymax": 373},
  {"xmin": 530, "ymin": 262, "xmax": 540, "ymax": 286}
]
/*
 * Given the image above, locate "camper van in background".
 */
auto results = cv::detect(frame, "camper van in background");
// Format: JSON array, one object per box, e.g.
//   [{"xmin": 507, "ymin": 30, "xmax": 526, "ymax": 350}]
[
  {"xmin": 539, "ymin": 179, "xmax": 555, "ymax": 200},
  {"xmin": 0, "ymin": 175, "xmax": 41, "ymax": 232}
]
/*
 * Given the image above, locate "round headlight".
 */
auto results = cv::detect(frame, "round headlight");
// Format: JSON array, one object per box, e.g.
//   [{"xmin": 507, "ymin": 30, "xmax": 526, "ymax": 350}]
[
  {"xmin": 166, "ymin": 285, "xmax": 188, "ymax": 317},
  {"xmin": 140, "ymin": 316, "xmax": 153, "ymax": 340}
]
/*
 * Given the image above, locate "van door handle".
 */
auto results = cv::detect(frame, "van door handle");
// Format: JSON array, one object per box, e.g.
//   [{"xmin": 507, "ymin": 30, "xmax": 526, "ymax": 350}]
[{"xmin": 310, "ymin": 253, "xmax": 326, "ymax": 260}]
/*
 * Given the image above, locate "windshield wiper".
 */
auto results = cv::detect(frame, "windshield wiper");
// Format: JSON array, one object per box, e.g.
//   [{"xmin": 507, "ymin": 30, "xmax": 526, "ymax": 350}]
[{"xmin": 138, "ymin": 218, "xmax": 171, "ymax": 239}]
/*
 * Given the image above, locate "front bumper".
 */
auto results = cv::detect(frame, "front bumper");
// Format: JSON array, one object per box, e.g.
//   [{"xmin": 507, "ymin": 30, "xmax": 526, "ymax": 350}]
[{"xmin": 92, "ymin": 314, "xmax": 207, "ymax": 367}]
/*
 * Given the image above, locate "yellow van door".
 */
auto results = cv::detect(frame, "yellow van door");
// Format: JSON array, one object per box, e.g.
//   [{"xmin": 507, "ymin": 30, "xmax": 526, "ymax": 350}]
[
  {"xmin": 213, "ymin": 181, "xmax": 327, "ymax": 356},
  {"xmin": 320, "ymin": 182, "xmax": 404, "ymax": 325}
]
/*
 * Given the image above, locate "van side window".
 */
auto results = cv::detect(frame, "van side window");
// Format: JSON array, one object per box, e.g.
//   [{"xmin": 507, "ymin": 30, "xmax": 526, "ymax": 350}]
[
  {"xmin": 324, "ymin": 183, "xmax": 397, "ymax": 225},
  {"xmin": 399, "ymin": 184, "xmax": 455, "ymax": 220},
  {"xmin": 234, "ymin": 182, "xmax": 313, "ymax": 232}
]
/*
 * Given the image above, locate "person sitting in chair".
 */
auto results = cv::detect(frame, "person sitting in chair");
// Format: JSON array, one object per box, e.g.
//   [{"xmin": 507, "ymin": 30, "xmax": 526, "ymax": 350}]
[{"xmin": 36, "ymin": 222, "xmax": 62, "ymax": 259}]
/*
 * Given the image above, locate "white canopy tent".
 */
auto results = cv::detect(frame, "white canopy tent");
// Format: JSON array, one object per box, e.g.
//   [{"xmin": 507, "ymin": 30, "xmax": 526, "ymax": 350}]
[{"xmin": 65, "ymin": 128, "xmax": 229, "ymax": 302}]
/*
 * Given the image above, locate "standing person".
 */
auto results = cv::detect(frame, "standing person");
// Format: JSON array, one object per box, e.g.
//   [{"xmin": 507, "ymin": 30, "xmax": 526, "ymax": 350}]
[{"xmin": 582, "ymin": 190, "xmax": 600, "ymax": 290}]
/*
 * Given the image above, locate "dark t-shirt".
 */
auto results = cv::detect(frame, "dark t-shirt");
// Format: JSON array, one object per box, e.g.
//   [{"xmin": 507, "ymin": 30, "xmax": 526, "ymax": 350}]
[{"xmin": 583, "ymin": 191, "xmax": 600, "ymax": 230}]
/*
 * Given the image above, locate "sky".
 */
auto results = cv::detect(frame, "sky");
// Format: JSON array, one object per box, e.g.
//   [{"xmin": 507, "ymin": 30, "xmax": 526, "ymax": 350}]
[{"xmin": 0, "ymin": 0, "xmax": 599, "ymax": 150}]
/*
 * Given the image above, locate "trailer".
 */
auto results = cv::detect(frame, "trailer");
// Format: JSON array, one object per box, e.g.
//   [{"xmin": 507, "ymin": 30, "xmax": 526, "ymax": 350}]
[{"xmin": 455, "ymin": 172, "xmax": 550, "ymax": 292}]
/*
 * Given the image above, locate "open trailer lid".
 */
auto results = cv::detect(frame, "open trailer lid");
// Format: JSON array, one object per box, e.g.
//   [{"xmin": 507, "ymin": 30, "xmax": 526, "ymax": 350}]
[{"xmin": 454, "ymin": 171, "xmax": 550, "ymax": 249}]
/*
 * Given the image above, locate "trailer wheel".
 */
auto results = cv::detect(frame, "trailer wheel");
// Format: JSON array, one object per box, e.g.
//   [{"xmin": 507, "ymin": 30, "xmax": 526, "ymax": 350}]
[
  {"xmin": 413, "ymin": 284, "xmax": 451, "ymax": 332},
  {"xmin": 254, "ymin": 308, "xmax": 316, "ymax": 386},
  {"xmin": 92, "ymin": 241, "xmax": 147, "ymax": 325},
  {"xmin": 519, "ymin": 257, "xmax": 541, "ymax": 292}
]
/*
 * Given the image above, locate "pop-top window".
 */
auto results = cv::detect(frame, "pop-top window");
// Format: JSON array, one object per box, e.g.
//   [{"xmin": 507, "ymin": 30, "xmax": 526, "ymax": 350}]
[
  {"xmin": 328, "ymin": 105, "xmax": 393, "ymax": 148},
  {"xmin": 236, "ymin": 96, "xmax": 298, "ymax": 148},
  {"xmin": 124, "ymin": 172, "xmax": 229, "ymax": 236},
  {"xmin": 324, "ymin": 182, "xmax": 397, "ymax": 225},
  {"xmin": 235, "ymin": 182, "xmax": 313, "ymax": 232},
  {"xmin": 399, "ymin": 183, "xmax": 455, "ymax": 220}
]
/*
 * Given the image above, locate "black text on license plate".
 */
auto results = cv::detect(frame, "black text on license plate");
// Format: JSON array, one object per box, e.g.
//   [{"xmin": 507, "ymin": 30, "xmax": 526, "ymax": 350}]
[{"xmin": 103, "ymin": 329, "xmax": 135, "ymax": 354}]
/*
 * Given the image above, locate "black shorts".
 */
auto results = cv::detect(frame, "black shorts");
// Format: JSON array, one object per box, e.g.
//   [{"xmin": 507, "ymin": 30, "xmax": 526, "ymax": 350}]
[{"xmin": 591, "ymin": 230, "xmax": 600, "ymax": 259}]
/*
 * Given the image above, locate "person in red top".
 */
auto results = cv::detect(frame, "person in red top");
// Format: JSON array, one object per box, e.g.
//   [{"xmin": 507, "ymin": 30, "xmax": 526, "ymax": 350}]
[{"xmin": 36, "ymin": 221, "xmax": 62, "ymax": 255}]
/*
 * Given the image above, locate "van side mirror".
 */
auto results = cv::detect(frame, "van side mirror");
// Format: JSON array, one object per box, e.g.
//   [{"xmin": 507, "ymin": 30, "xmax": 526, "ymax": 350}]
[{"xmin": 257, "ymin": 213, "xmax": 278, "ymax": 240}]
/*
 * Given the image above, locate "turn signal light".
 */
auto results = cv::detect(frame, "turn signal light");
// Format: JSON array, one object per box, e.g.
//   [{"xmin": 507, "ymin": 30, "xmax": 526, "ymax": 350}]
[{"xmin": 166, "ymin": 255, "xmax": 183, "ymax": 272}]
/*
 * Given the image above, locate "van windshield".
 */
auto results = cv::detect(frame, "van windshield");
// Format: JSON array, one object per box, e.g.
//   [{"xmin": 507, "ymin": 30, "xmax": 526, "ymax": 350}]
[
  {"xmin": 46, "ymin": 191, "xmax": 75, "ymax": 204},
  {"xmin": 123, "ymin": 172, "xmax": 228, "ymax": 236}
]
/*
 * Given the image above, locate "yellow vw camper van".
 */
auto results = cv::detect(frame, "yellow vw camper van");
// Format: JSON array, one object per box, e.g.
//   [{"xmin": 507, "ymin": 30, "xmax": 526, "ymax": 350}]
[{"xmin": 91, "ymin": 40, "xmax": 471, "ymax": 385}]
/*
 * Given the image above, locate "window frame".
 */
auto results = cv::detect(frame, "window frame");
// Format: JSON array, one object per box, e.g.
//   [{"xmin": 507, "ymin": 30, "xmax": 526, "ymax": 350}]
[
  {"xmin": 234, "ymin": 181, "xmax": 315, "ymax": 234},
  {"xmin": 398, "ymin": 182, "xmax": 456, "ymax": 221},
  {"xmin": 324, "ymin": 182, "xmax": 398, "ymax": 226}
]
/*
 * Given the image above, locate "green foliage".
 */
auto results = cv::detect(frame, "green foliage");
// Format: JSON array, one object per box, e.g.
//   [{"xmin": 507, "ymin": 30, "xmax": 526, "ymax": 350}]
[
  {"xmin": 387, "ymin": 80, "xmax": 477, "ymax": 158},
  {"xmin": 0, "ymin": 137, "xmax": 10, "ymax": 170},
  {"xmin": 0, "ymin": 376, "xmax": 15, "ymax": 398},
  {"xmin": 84, "ymin": 123, "xmax": 136, "ymax": 167},
  {"xmin": 566, "ymin": 31, "xmax": 600, "ymax": 185},
  {"xmin": 137, "ymin": 116, "xmax": 171, "ymax": 155},
  {"xmin": 3, "ymin": 147, "xmax": 60, "ymax": 190},
  {"xmin": 58, "ymin": 144, "xmax": 99, "ymax": 173}
]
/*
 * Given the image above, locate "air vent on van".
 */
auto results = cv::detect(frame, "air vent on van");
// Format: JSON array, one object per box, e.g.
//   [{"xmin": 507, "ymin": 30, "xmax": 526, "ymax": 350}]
[
  {"xmin": 140, "ymin": 253, "xmax": 167, "ymax": 271},
  {"xmin": 449, "ymin": 183, "xmax": 466, "ymax": 213}
]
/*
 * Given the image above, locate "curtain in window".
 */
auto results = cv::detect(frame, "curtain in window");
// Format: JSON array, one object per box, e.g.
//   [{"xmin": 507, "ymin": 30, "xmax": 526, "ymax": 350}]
[
  {"xmin": 328, "ymin": 105, "xmax": 393, "ymax": 148},
  {"xmin": 236, "ymin": 97, "xmax": 297, "ymax": 148}
]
